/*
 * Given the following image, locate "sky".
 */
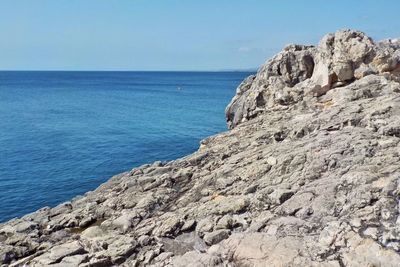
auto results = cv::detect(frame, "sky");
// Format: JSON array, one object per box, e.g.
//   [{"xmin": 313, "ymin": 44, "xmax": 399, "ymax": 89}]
[{"xmin": 0, "ymin": 0, "xmax": 399, "ymax": 71}]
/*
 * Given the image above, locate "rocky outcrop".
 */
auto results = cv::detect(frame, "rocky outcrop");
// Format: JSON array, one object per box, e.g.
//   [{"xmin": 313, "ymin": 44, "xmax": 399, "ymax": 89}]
[
  {"xmin": 1, "ymin": 29, "xmax": 400, "ymax": 266},
  {"xmin": 226, "ymin": 29, "xmax": 400, "ymax": 129},
  {"xmin": 225, "ymin": 44, "xmax": 316, "ymax": 129}
]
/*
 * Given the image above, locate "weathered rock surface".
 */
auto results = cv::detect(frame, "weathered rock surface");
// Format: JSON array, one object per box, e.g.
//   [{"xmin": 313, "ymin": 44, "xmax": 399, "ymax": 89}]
[
  {"xmin": 226, "ymin": 29, "xmax": 400, "ymax": 129},
  {"xmin": 1, "ymin": 29, "xmax": 400, "ymax": 266}
]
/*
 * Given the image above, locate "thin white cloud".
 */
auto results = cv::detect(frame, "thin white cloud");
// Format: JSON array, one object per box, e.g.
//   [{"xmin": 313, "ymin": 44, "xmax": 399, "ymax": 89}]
[{"xmin": 238, "ymin": 46, "xmax": 251, "ymax": 53}]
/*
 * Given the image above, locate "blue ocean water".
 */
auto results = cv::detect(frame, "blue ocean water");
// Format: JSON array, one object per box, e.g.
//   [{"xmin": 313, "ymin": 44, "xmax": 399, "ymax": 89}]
[{"xmin": 0, "ymin": 71, "xmax": 251, "ymax": 222}]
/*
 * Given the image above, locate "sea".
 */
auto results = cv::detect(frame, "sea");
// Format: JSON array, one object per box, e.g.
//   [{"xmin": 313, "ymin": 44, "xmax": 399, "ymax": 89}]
[{"xmin": 0, "ymin": 71, "xmax": 252, "ymax": 222}]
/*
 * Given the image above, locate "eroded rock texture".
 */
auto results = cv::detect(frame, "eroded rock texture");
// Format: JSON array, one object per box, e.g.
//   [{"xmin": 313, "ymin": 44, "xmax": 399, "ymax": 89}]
[
  {"xmin": 1, "ymin": 29, "xmax": 400, "ymax": 267},
  {"xmin": 226, "ymin": 29, "xmax": 400, "ymax": 129}
]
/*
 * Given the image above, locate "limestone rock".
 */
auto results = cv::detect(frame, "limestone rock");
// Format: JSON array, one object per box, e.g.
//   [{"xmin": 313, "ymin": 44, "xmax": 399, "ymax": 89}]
[
  {"xmin": 226, "ymin": 29, "xmax": 400, "ymax": 128},
  {"xmin": 1, "ymin": 29, "xmax": 400, "ymax": 266}
]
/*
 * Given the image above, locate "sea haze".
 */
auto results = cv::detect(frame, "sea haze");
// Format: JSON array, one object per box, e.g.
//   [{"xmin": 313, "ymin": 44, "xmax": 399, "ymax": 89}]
[{"xmin": 0, "ymin": 71, "xmax": 252, "ymax": 222}]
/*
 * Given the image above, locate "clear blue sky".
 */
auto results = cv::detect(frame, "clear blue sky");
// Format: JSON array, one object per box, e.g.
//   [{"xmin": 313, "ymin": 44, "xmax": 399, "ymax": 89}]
[{"xmin": 0, "ymin": 0, "xmax": 399, "ymax": 71}]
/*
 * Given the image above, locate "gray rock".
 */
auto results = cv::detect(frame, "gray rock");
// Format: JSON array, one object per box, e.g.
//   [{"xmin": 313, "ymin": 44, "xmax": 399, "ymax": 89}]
[
  {"xmin": 215, "ymin": 215, "xmax": 233, "ymax": 230},
  {"xmin": 13, "ymin": 221, "xmax": 38, "ymax": 233},
  {"xmin": 203, "ymin": 230, "xmax": 230, "ymax": 245},
  {"xmin": 138, "ymin": 235, "xmax": 151, "ymax": 246},
  {"xmin": 180, "ymin": 219, "xmax": 196, "ymax": 232},
  {"xmin": 111, "ymin": 210, "xmax": 140, "ymax": 232},
  {"xmin": 152, "ymin": 214, "xmax": 182, "ymax": 237},
  {"xmin": 269, "ymin": 189, "xmax": 294, "ymax": 204},
  {"xmin": 1, "ymin": 29, "xmax": 400, "ymax": 266},
  {"xmin": 51, "ymin": 254, "xmax": 89, "ymax": 267},
  {"xmin": 81, "ymin": 225, "xmax": 106, "ymax": 239},
  {"xmin": 0, "ymin": 245, "xmax": 17, "ymax": 265},
  {"xmin": 106, "ymin": 235, "xmax": 137, "ymax": 259},
  {"xmin": 33, "ymin": 241, "xmax": 86, "ymax": 265},
  {"xmin": 226, "ymin": 29, "xmax": 400, "ymax": 129},
  {"xmin": 196, "ymin": 217, "xmax": 214, "ymax": 236}
]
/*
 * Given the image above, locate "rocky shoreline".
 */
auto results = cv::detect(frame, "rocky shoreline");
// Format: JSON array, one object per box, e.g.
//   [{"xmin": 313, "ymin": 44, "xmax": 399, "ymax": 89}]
[{"xmin": 1, "ymin": 29, "xmax": 400, "ymax": 266}]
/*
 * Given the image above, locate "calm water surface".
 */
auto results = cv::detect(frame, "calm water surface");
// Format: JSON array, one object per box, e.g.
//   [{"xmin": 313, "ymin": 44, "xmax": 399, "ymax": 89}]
[{"xmin": 0, "ymin": 71, "xmax": 251, "ymax": 222}]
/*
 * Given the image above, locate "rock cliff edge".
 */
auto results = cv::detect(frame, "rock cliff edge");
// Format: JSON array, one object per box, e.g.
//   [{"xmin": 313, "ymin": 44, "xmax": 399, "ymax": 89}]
[{"xmin": 1, "ymin": 30, "xmax": 400, "ymax": 267}]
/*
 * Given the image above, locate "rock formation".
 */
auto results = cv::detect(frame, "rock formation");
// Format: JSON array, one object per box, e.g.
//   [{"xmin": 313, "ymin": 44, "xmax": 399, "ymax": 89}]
[
  {"xmin": 226, "ymin": 29, "xmax": 400, "ymax": 128},
  {"xmin": 1, "ymin": 29, "xmax": 400, "ymax": 267}
]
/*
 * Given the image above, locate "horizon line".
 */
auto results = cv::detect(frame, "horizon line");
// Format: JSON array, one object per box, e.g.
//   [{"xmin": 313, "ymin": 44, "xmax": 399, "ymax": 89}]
[{"xmin": 0, "ymin": 68, "xmax": 258, "ymax": 73}]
